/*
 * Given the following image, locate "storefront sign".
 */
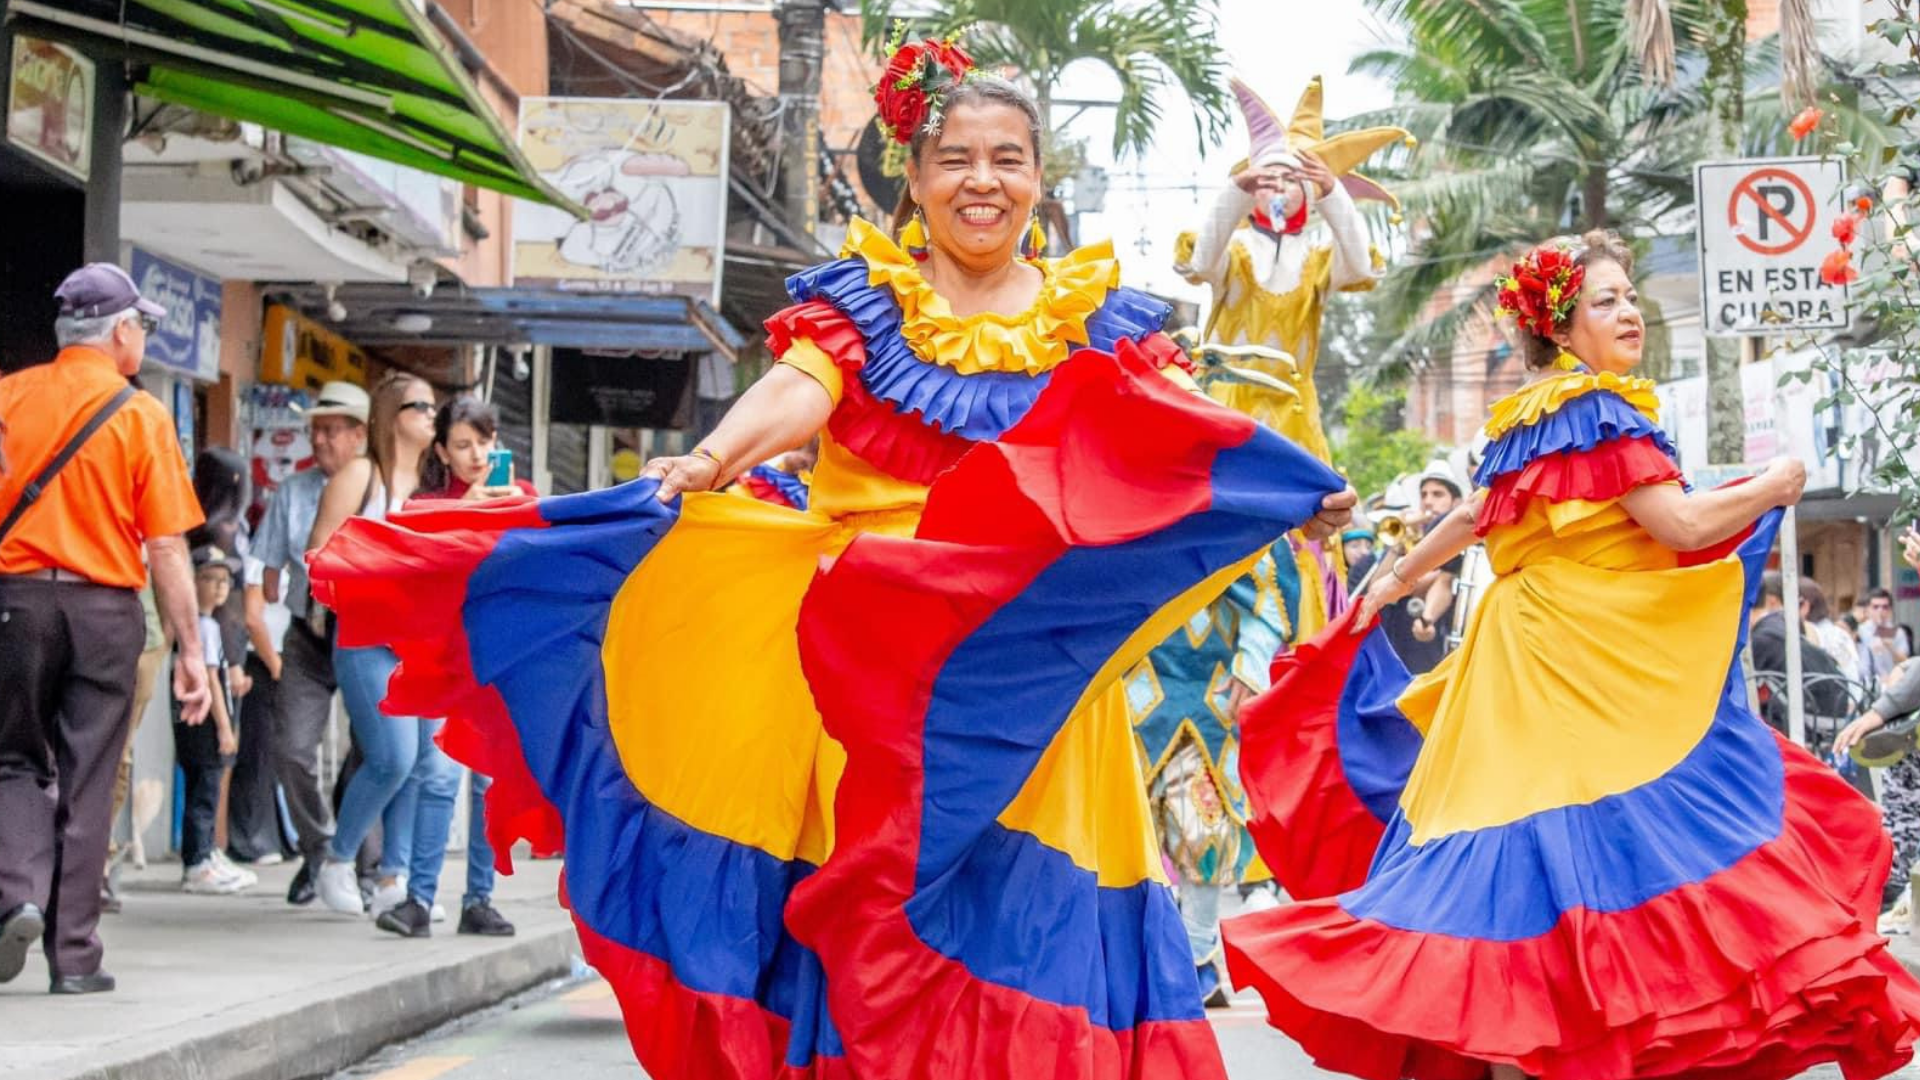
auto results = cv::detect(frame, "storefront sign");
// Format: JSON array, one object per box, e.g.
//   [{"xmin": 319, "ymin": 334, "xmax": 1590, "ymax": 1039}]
[
  {"xmin": 260, "ymin": 304, "xmax": 369, "ymax": 392},
  {"xmin": 549, "ymin": 348, "xmax": 692, "ymax": 429},
  {"xmin": 6, "ymin": 36, "xmax": 92, "ymax": 181},
  {"xmin": 1695, "ymin": 157, "xmax": 1850, "ymax": 336},
  {"xmin": 512, "ymin": 98, "xmax": 730, "ymax": 304},
  {"xmin": 131, "ymin": 248, "xmax": 222, "ymax": 381},
  {"xmin": 244, "ymin": 384, "xmax": 315, "ymax": 531}
]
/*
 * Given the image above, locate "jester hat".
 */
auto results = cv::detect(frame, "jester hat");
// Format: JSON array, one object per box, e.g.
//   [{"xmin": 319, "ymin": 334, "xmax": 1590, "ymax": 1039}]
[{"xmin": 1231, "ymin": 76, "xmax": 1409, "ymax": 212}]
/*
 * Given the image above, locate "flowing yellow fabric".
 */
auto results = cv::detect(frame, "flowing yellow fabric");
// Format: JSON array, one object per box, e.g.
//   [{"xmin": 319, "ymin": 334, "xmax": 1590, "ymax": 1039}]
[
  {"xmin": 603, "ymin": 494, "xmax": 852, "ymax": 865},
  {"xmin": 1394, "ymin": 483, "xmax": 1744, "ymax": 846},
  {"xmin": 1000, "ymin": 551, "xmax": 1266, "ymax": 886}
]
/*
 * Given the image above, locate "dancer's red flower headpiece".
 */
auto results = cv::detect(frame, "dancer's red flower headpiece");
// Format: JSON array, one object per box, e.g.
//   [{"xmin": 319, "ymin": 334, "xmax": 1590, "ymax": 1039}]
[
  {"xmin": 873, "ymin": 23, "xmax": 975, "ymax": 145},
  {"xmin": 1495, "ymin": 246, "xmax": 1586, "ymax": 339}
]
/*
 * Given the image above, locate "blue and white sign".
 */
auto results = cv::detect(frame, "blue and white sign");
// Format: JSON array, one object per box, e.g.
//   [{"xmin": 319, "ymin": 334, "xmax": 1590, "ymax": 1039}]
[{"xmin": 131, "ymin": 248, "xmax": 221, "ymax": 382}]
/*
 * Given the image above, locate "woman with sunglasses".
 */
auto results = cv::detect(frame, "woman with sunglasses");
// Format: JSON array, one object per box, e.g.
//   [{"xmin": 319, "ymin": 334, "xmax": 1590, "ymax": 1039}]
[{"xmin": 305, "ymin": 373, "xmax": 462, "ymax": 936}]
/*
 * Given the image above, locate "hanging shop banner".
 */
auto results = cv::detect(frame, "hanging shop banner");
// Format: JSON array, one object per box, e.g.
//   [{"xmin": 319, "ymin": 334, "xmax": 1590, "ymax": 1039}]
[
  {"xmin": 243, "ymin": 384, "xmax": 314, "ymax": 532},
  {"xmin": 6, "ymin": 35, "xmax": 93, "ymax": 181},
  {"xmin": 1695, "ymin": 157, "xmax": 1850, "ymax": 336},
  {"xmin": 260, "ymin": 304, "xmax": 369, "ymax": 392},
  {"xmin": 131, "ymin": 248, "xmax": 222, "ymax": 382},
  {"xmin": 512, "ymin": 98, "xmax": 730, "ymax": 305}
]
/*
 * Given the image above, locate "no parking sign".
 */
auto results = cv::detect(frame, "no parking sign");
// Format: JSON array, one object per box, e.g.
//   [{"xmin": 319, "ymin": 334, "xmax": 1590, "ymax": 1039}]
[{"xmin": 1695, "ymin": 157, "xmax": 1851, "ymax": 336}]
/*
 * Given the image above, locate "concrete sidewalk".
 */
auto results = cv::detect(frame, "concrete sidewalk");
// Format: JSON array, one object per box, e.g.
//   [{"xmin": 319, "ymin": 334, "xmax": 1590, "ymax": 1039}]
[{"xmin": 0, "ymin": 854, "xmax": 577, "ymax": 1080}]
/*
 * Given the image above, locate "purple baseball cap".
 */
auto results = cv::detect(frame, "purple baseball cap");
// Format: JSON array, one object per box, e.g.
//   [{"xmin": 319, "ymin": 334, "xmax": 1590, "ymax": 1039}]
[{"xmin": 54, "ymin": 263, "xmax": 167, "ymax": 320}]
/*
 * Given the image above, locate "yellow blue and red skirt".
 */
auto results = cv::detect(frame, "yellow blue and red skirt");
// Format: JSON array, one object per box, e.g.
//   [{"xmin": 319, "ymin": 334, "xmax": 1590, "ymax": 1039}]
[{"xmin": 311, "ymin": 345, "xmax": 1346, "ymax": 1079}]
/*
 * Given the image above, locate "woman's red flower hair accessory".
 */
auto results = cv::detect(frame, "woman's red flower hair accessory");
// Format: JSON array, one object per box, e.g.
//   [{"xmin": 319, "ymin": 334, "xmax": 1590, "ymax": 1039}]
[
  {"xmin": 1494, "ymin": 245, "xmax": 1586, "ymax": 338},
  {"xmin": 873, "ymin": 22, "xmax": 976, "ymax": 145}
]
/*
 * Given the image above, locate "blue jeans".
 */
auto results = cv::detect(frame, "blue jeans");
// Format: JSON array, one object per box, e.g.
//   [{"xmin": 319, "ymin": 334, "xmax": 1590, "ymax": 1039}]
[
  {"xmin": 464, "ymin": 772, "xmax": 496, "ymax": 906},
  {"xmin": 329, "ymin": 645, "xmax": 460, "ymax": 905}
]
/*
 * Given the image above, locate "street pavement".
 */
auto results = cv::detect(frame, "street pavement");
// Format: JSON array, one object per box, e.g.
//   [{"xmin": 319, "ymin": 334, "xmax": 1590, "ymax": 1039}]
[
  {"xmin": 7, "ymin": 853, "xmax": 1920, "ymax": 1080},
  {"xmin": 330, "ymin": 974, "xmax": 1920, "ymax": 1080}
]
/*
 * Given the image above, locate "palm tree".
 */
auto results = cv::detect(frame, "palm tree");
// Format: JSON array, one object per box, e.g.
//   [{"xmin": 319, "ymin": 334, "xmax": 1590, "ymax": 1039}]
[
  {"xmin": 858, "ymin": 0, "xmax": 1232, "ymax": 159},
  {"xmin": 1353, "ymin": 0, "xmax": 1890, "ymax": 389}
]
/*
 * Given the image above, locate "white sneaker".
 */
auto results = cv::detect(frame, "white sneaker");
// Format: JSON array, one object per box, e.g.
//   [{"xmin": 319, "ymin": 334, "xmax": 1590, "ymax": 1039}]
[
  {"xmin": 183, "ymin": 861, "xmax": 245, "ymax": 895},
  {"xmin": 368, "ymin": 880, "xmax": 406, "ymax": 919},
  {"xmin": 315, "ymin": 859, "xmax": 364, "ymax": 915},
  {"xmin": 1880, "ymin": 884, "xmax": 1913, "ymax": 936},
  {"xmin": 209, "ymin": 850, "xmax": 258, "ymax": 890},
  {"xmin": 430, "ymin": 903, "xmax": 446, "ymax": 924},
  {"xmin": 1241, "ymin": 883, "xmax": 1283, "ymax": 914},
  {"xmin": 252, "ymin": 852, "xmax": 284, "ymax": 867}
]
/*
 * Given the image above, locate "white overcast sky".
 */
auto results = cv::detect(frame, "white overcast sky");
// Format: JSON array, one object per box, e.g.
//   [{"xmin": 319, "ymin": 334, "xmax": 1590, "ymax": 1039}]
[{"xmin": 1052, "ymin": 0, "xmax": 1401, "ymax": 301}]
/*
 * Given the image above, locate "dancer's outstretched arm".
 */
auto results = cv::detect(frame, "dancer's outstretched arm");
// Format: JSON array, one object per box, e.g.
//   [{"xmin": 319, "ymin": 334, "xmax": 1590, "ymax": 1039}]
[
  {"xmin": 641, "ymin": 364, "xmax": 834, "ymax": 501},
  {"xmin": 1352, "ymin": 492, "xmax": 1483, "ymax": 631},
  {"xmin": 1619, "ymin": 456, "xmax": 1805, "ymax": 552}
]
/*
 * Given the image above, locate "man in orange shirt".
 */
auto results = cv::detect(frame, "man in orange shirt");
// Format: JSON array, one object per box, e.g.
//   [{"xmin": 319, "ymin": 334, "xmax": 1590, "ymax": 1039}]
[{"xmin": 0, "ymin": 263, "xmax": 210, "ymax": 995}]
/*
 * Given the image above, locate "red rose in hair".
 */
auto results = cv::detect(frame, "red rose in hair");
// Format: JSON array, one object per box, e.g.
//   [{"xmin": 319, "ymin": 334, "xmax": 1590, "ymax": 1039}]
[
  {"xmin": 1495, "ymin": 247, "xmax": 1585, "ymax": 338},
  {"xmin": 883, "ymin": 42, "xmax": 923, "ymax": 88},
  {"xmin": 879, "ymin": 86, "xmax": 930, "ymax": 142},
  {"xmin": 932, "ymin": 40, "xmax": 974, "ymax": 80},
  {"xmin": 873, "ymin": 31, "xmax": 976, "ymax": 144}
]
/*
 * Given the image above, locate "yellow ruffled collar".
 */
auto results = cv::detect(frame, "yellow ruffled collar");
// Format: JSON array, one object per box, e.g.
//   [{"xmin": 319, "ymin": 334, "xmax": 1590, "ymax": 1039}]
[
  {"xmin": 1484, "ymin": 370, "xmax": 1662, "ymax": 440},
  {"xmin": 840, "ymin": 217, "xmax": 1122, "ymax": 376}
]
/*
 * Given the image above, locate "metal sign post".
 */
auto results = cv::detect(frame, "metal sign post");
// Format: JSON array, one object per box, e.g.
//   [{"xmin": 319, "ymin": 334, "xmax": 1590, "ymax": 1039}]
[{"xmin": 1782, "ymin": 505, "xmax": 1805, "ymax": 746}]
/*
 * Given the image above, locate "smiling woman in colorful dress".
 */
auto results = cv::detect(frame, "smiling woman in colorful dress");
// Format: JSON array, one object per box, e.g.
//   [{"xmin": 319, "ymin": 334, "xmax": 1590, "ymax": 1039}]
[
  {"xmin": 312, "ymin": 37, "xmax": 1358, "ymax": 1080},
  {"xmin": 1226, "ymin": 230, "xmax": 1920, "ymax": 1080}
]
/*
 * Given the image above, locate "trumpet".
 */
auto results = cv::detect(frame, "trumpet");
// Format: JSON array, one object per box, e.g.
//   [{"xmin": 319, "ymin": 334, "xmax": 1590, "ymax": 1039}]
[{"xmin": 1375, "ymin": 514, "xmax": 1424, "ymax": 550}]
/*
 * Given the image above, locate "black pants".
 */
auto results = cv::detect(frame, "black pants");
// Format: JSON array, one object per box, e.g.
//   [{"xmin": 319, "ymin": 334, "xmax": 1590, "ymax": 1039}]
[
  {"xmin": 272, "ymin": 621, "xmax": 339, "ymax": 861},
  {"xmin": 0, "ymin": 578, "xmax": 143, "ymax": 977},
  {"xmin": 227, "ymin": 653, "xmax": 289, "ymax": 861},
  {"xmin": 172, "ymin": 671, "xmax": 233, "ymax": 870}
]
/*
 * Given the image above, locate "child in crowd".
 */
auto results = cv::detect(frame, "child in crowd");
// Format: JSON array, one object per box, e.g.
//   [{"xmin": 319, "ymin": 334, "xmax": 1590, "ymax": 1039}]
[{"xmin": 175, "ymin": 545, "xmax": 256, "ymax": 895}]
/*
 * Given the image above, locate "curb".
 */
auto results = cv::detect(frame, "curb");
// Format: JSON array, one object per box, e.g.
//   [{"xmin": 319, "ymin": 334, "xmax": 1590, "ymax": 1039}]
[{"xmin": 14, "ymin": 926, "xmax": 578, "ymax": 1080}]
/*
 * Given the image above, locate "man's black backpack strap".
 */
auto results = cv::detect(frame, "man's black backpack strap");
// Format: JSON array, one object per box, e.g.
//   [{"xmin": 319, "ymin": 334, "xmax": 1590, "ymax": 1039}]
[{"xmin": 0, "ymin": 385, "xmax": 137, "ymax": 543}]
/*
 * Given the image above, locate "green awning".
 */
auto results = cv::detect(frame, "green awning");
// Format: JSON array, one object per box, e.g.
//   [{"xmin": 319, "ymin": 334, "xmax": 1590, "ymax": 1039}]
[{"xmin": 5, "ymin": 0, "xmax": 581, "ymax": 214}]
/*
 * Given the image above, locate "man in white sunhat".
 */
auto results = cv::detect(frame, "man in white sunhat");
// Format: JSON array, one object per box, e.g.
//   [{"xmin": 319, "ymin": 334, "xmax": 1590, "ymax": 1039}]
[
  {"xmin": 1376, "ymin": 458, "xmax": 1467, "ymax": 675},
  {"xmin": 249, "ymin": 380, "xmax": 367, "ymax": 906}
]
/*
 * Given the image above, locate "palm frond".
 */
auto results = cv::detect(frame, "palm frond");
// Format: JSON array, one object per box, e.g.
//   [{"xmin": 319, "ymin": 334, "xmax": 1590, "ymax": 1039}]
[{"xmin": 1625, "ymin": 0, "xmax": 1677, "ymax": 85}]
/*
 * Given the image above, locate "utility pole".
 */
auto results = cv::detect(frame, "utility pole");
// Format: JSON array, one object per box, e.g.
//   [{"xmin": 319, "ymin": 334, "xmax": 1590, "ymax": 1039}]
[
  {"xmin": 776, "ymin": 0, "xmax": 826, "ymax": 236},
  {"xmin": 1704, "ymin": 0, "xmax": 1749, "ymax": 464}
]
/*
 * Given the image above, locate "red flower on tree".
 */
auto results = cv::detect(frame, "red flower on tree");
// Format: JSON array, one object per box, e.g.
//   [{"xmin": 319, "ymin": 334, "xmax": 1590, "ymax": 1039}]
[
  {"xmin": 1789, "ymin": 107, "xmax": 1824, "ymax": 141},
  {"xmin": 1833, "ymin": 212, "xmax": 1860, "ymax": 247},
  {"xmin": 1820, "ymin": 247, "xmax": 1859, "ymax": 286}
]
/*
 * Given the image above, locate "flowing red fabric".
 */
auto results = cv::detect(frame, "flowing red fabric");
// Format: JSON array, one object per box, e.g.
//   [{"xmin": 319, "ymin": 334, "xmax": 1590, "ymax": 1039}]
[
  {"xmin": 1475, "ymin": 435, "xmax": 1683, "ymax": 535},
  {"xmin": 767, "ymin": 300, "xmax": 974, "ymax": 486},
  {"xmin": 1238, "ymin": 606, "xmax": 1387, "ymax": 901},
  {"xmin": 1225, "ymin": 732, "xmax": 1920, "ymax": 1080}
]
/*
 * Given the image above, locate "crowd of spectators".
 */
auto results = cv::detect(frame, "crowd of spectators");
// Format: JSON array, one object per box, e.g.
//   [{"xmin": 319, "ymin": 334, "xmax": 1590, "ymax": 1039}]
[{"xmin": 0, "ymin": 264, "xmax": 525, "ymax": 997}]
